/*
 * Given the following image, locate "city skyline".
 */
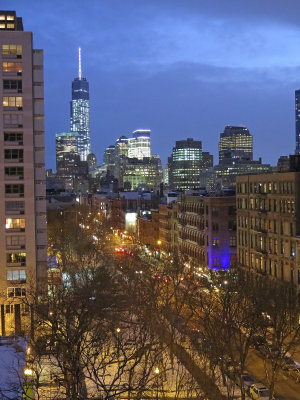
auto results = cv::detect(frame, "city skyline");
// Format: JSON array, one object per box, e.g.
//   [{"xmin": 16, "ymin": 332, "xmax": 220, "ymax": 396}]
[{"xmin": 3, "ymin": 0, "xmax": 300, "ymax": 170}]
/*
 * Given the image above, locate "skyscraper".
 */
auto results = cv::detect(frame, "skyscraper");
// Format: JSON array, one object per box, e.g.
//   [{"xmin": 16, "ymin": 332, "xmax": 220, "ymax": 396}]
[
  {"xmin": 128, "ymin": 129, "xmax": 151, "ymax": 159},
  {"xmin": 0, "ymin": 11, "xmax": 47, "ymax": 335},
  {"xmin": 219, "ymin": 126, "xmax": 253, "ymax": 165},
  {"xmin": 169, "ymin": 138, "xmax": 202, "ymax": 191},
  {"xmin": 70, "ymin": 47, "xmax": 90, "ymax": 161},
  {"xmin": 295, "ymin": 89, "xmax": 300, "ymax": 155},
  {"xmin": 55, "ymin": 131, "xmax": 78, "ymax": 170}
]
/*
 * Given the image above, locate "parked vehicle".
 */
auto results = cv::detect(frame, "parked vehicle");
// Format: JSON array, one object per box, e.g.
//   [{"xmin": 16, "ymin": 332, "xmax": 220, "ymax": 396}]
[
  {"xmin": 250, "ymin": 335, "xmax": 267, "ymax": 349},
  {"xmin": 258, "ymin": 344, "xmax": 280, "ymax": 359},
  {"xmin": 288, "ymin": 366, "xmax": 300, "ymax": 382},
  {"xmin": 281, "ymin": 356, "xmax": 296, "ymax": 371},
  {"xmin": 240, "ymin": 372, "xmax": 255, "ymax": 391},
  {"xmin": 249, "ymin": 383, "xmax": 271, "ymax": 399}
]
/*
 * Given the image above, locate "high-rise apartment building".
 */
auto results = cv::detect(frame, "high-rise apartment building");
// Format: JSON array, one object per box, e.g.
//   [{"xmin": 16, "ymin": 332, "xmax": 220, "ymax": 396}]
[
  {"xmin": 0, "ymin": 11, "xmax": 47, "ymax": 335},
  {"xmin": 70, "ymin": 48, "xmax": 90, "ymax": 161},
  {"xmin": 219, "ymin": 126, "xmax": 253, "ymax": 165},
  {"xmin": 236, "ymin": 171, "xmax": 300, "ymax": 287},
  {"xmin": 128, "ymin": 129, "xmax": 151, "ymax": 159},
  {"xmin": 295, "ymin": 89, "xmax": 300, "ymax": 155},
  {"xmin": 169, "ymin": 138, "xmax": 202, "ymax": 191}
]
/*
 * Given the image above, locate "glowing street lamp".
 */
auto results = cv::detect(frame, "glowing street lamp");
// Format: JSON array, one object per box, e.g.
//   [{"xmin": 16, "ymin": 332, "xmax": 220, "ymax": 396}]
[{"xmin": 24, "ymin": 368, "xmax": 33, "ymax": 376}]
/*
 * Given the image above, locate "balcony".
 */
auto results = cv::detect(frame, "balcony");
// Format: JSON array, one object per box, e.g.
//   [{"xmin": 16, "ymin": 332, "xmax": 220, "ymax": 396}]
[
  {"xmin": 4, "ymin": 140, "xmax": 23, "ymax": 146},
  {"xmin": 6, "ymin": 244, "xmax": 25, "ymax": 251},
  {"xmin": 4, "ymin": 158, "xmax": 24, "ymax": 163},
  {"xmin": 255, "ymin": 247, "xmax": 267, "ymax": 255},
  {"xmin": 258, "ymin": 209, "xmax": 268, "ymax": 214},
  {"xmin": 5, "ymin": 228, "xmax": 25, "ymax": 233},
  {"xmin": 5, "ymin": 193, "xmax": 24, "ymax": 198},
  {"xmin": 5, "ymin": 175, "xmax": 24, "ymax": 181},
  {"xmin": 7, "ymin": 261, "xmax": 26, "ymax": 267}
]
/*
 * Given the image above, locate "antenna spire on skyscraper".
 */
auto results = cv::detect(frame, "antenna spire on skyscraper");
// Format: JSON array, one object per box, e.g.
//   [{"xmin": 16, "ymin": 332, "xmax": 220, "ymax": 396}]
[{"xmin": 78, "ymin": 46, "xmax": 82, "ymax": 79}]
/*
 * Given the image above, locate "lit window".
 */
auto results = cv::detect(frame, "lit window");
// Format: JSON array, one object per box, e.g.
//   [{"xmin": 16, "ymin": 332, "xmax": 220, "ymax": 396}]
[
  {"xmin": 7, "ymin": 270, "xmax": 26, "ymax": 282},
  {"xmin": 3, "ymin": 96, "xmax": 22, "ymax": 107},
  {"xmin": 2, "ymin": 62, "xmax": 22, "ymax": 73},
  {"xmin": 6, "ymin": 16, "xmax": 15, "ymax": 21},
  {"xmin": 2, "ymin": 44, "xmax": 22, "ymax": 55},
  {"xmin": 7, "ymin": 24, "xmax": 15, "ymax": 29},
  {"xmin": 7, "ymin": 253, "xmax": 26, "ymax": 264},
  {"xmin": 5, "ymin": 218, "xmax": 25, "ymax": 230}
]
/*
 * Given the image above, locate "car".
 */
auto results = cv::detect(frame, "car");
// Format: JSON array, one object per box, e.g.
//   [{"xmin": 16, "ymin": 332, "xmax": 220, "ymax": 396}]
[
  {"xmin": 281, "ymin": 356, "xmax": 296, "ymax": 371},
  {"xmin": 249, "ymin": 383, "xmax": 271, "ymax": 399},
  {"xmin": 240, "ymin": 372, "xmax": 255, "ymax": 391},
  {"xmin": 258, "ymin": 344, "xmax": 280, "ymax": 359},
  {"xmin": 250, "ymin": 334, "xmax": 267, "ymax": 349},
  {"xmin": 288, "ymin": 366, "xmax": 300, "ymax": 382}
]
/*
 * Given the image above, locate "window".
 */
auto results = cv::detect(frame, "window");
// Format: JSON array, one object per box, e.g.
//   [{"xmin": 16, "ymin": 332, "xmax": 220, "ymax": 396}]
[
  {"xmin": 7, "ymin": 287, "xmax": 26, "ymax": 297},
  {"xmin": 7, "ymin": 270, "xmax": 26, "ymax": 282},
  {"xmin": 2, "ymin": 44, "xmax": 22, "ymax": 55},
  {"xmin": 3, "ymin": 113, "xmax": 23, "ymax": 128},
  {"xmin": 6, "ymin": 235, "xmax": 25, "ymax": 248},
  {"xmin": 4, "ymin": 149, "xmax": 23, "ymax": 161},
  {"xmin": 7, "ymin": 253, "xmax": 26, "ymax": 265},
  {"xmin": 5, "ymin": 218, "xmax": 25, "ymax": 230},
  {"xmin": 3, "ymin": 80, "xmax": 22, "ymax": 90},
  {"xmin": 5, "ymin": 167, "xmax": 24, "ymax": 178},
  {"xmin": 5, "ymin": 184, "xmax": 24, "ymax": 197},
  {"xmin": 2, "ymin": 62, "xmax": 22, "ymax": 73},
  {"xmin": 4, "ymin": 132, "xmax": 23, "ymax": 143},
  {"xmin": 7, "ymin": 24, "xmax": 15, "ymax": 29},
  {"xmin": 212, "ymin": 239, "xmax": 219, "ymax": 247},
  {"xmin": 230, "ymin": 236, "xmax": 236, "ymax": 247},
  {"xmin": 5, "ymin": 201, "xmax": 24, "ymax": 212},
  {"xmin": 212, "ymin": 207, "xmax": 218, "ymax": 217},
  {"xmin": 5, "ymin": 305, "xmax": 14, "ymax": 314},
  {"xmin": 3, "ymin": 96, "xmax": 22, "ymax": 107}
]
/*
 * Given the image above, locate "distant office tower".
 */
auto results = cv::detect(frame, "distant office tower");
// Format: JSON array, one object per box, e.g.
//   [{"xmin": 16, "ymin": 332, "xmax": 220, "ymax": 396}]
[
  {"xmin": 115, "ymin": 135, "xmax": 129, "ymax": 158},
  {"xmin": 70, "ymin": 47, "xmax": 90, "ymax": 161},
  {"xmin": 295, "ymin": 90, "xmax": 300, "ymax": 155},
  {"xmin": 201, "ymin": 151, "xmax": 213, "ymax": 169},
  {"xmin": 114, "ymin": 136, "xmax": 129, "ymax": 185},
  {"xmin": 128, "ymin": 129, "xmax": 151, "ymax": 159},
  {"xmin": 0, "ymin": 11, "xmax": 47, "ymax": 335},
  {"xmin": 169, "ymin": 138, "xmax": 202, "ymax": 190},
  {"xmin": 55, "ymin": 131, "xmax": 78, "ymax": 170},
  {"xmin": 103, "ymin": 145, "xmax": 115, "ymax": 176},
  {"xmin": 219, "ymin": 126, "xmax": 253, "ymax": 165},
  {"xmin": 87, "ymin": 152, "xmax": 97, "ymax": 169},
  {"xmin": 122, "ymin": 155, "xmax": 162, "ymax": 190}
]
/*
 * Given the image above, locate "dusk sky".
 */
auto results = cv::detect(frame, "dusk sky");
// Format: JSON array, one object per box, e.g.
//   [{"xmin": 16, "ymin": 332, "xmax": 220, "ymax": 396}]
[{"xmin": 4, "ymin": 0, "xmax": 300, "ymax": 169}]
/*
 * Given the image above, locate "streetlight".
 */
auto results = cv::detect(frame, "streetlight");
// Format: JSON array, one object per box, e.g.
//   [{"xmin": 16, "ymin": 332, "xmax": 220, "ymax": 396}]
[
  {"xmin": 157, "ymin": 240, "xmax": 161, "ymax": 260},
  {"xmin": 154, "ymin": 367, "xmax": 160, "ymax": 400},
  {"xmin": 24, "ymin": 368, "xmax": 33, "ymax": 376}
]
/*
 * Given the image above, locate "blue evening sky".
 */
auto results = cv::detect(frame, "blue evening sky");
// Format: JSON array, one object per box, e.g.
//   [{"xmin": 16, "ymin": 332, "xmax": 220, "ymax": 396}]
[{"xmin": 3, "ymin": 0, "xmax": 300, "ymax": 169}]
